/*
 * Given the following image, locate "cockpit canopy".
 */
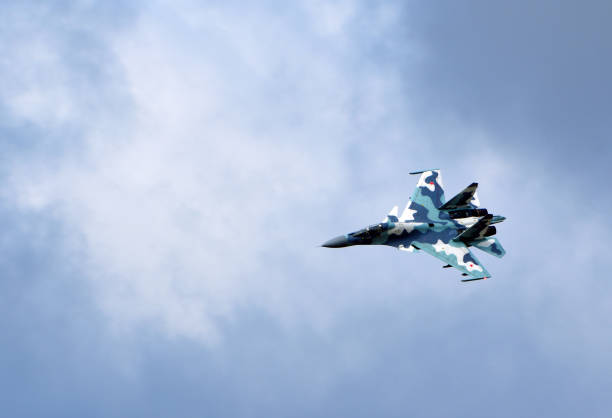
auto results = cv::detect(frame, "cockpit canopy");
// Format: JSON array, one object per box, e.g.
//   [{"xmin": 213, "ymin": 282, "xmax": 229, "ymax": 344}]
[{"xmin": 349, "ymin": 222, "xmax": 391, "ymax": 239}]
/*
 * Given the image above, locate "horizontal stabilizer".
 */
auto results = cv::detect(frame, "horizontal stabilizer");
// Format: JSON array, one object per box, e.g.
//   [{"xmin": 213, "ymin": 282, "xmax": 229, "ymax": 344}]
[
  {"xmin": 453, "ymin": 214, "xmax": 493, "ymax": 243},
  {"xmin": 439, "ymin": 183, "xmax": 478, "ymax": 210},
  {"xmin": 472, "ymin": 237, "xmax": 506, "ymax": 258}
]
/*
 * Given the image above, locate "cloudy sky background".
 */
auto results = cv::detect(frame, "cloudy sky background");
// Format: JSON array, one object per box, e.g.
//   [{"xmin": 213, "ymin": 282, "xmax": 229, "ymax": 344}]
[{"xmin": 1, "ymin": 1, "xmax": 611, "ymax": 416}]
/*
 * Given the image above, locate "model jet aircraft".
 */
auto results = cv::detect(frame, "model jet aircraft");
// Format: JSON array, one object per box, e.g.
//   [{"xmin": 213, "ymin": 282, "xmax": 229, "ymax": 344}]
[{"xmin": 322, "ymin": 170, "xmax": 506, "ymax": 282}]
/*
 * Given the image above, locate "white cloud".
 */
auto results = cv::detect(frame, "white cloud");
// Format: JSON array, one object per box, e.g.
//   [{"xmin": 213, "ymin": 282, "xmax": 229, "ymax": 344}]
[
  {"xmin": 5, "ymin": 1, "xmax": 417, "ymax": 343},
  {"xmin": 5, "ymin": 2, "xmax": 610, "ymax": 373}
]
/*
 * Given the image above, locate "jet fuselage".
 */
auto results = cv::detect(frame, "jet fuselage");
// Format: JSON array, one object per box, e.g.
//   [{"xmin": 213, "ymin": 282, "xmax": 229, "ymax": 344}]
[{"xmin": 322, "ymin": 215, "xmax": 505, "ymax": 249}]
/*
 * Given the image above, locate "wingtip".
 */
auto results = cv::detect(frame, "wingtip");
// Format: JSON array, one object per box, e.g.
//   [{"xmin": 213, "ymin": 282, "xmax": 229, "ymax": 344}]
[
  {"xmin": 461, "ymin": 277, "xmax": 487, "ymax": 282},
  {"xmin": 409, "ymin": 169, "xmax": 440, "ymax": 175}
]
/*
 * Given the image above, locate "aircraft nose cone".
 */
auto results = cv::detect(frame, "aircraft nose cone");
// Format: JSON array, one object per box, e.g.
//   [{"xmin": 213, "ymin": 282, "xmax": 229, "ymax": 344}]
[{"xmin": 321, "ymin": 235, "xmax": 349, "ymax": 248}]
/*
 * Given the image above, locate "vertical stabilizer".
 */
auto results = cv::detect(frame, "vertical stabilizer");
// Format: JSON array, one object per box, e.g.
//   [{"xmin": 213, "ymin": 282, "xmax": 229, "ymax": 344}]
[
  {"xmin": 470, "ymin": 191, "xmax": 480, "ymax": 208},
  {"xmin": 439, "ymin": 183, "xmax": 478, "ymax": 210}
]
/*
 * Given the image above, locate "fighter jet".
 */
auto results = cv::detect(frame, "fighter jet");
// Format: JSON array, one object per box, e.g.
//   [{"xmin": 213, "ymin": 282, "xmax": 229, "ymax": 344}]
[{"xmin": 322, "ymin": 170, "xmax": 506, "ymax": 282}]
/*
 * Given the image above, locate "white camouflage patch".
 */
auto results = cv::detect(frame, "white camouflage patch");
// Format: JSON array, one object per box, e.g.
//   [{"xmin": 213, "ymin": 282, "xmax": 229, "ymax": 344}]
[
  {"xmin": 398, "ymin": 244, "xmax": 416, "ymax": 252},
  {"xmin": 416, "ymin": 170, "xmax": 436, "ymax": 192},
  {"xmin": 432, "ymin": 239, "xmax": 483, "ymax": 272},
  {"xmin": 471, "ymin": 191, "xmax": 480, "ymax": 207},
  {"xmin": 399, "ymin": 202, "xmax": 418, "ymax": 221}
]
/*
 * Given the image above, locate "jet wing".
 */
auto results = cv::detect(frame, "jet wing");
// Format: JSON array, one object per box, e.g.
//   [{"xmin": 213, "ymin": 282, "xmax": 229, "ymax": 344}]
[
  {"xmin": 412, "ymin": 237, "xmax": 491, "ymax": 280},
  {"xmin": 399, "ymin": 170, "xmax": 446, "ymax": 223}
]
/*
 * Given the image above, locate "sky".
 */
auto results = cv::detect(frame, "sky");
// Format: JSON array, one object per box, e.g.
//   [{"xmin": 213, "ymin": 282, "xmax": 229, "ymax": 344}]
[{"xmin": 1, "ymin": 1, "xmax": 611, "ymax": 417}]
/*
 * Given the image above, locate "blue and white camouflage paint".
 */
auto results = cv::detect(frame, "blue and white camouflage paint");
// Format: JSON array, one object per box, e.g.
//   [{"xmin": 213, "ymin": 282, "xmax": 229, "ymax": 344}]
[{"xmin": 322, "ymin": 170, "xmax": 506, "ymax": 282}]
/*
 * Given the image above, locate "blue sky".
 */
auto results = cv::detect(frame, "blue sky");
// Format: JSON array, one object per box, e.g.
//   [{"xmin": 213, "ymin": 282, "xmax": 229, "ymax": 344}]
[{"xmin": 1, "ymin": 1, "xmax": 611, "ymax": 417}]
